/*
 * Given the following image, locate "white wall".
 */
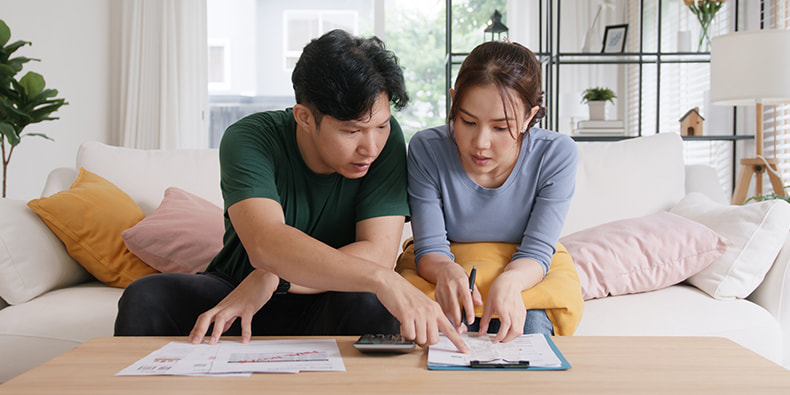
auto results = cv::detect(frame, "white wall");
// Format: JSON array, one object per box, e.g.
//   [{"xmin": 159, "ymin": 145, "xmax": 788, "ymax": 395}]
[{"xmin": 3, "ymin": 0, "xmax": 117, "ymax": 200}]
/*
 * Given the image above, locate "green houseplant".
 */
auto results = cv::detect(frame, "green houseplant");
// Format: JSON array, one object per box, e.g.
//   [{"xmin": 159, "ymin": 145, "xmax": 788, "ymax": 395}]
[
  {"xmin": 744, "ymin": 187, "xmax": 790, "ymax": 205},
  {"xmin": 0, "ymin": 19, "xmax": 67, "ymax": 198},
  {"xmin": 581, "ymin": 86, "xmax": 617, "ymax": 104},
  {"xmin": 581, "ymin": 86, "xmax": 616, "ymax": 120}
]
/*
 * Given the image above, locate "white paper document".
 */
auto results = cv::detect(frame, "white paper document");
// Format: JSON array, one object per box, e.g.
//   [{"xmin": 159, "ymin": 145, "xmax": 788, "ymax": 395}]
[
  {"xmin": 116, "ymin": 339, "xmax": 345, "ymax": 376},
  {"xmin": 428, "ymin": 333, "xmax": 563, "ymax": 368}
]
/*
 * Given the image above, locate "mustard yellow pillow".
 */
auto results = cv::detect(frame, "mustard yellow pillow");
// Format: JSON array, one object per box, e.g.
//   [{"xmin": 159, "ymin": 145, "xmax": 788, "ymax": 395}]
[{"xmin": 27, "ymin": 168, "xmax": 159, "ymax": 287}]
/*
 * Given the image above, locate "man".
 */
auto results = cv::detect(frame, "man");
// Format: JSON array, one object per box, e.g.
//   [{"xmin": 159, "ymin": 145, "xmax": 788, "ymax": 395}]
[{"xmin": 114, "ymin": 30, "xmax": 468, "ymax": 353}]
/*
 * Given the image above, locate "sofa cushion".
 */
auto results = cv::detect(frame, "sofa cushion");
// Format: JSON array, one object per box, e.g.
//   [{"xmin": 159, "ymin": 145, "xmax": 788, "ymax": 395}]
[
  {"xmin": 27, "ymin": 168, "xmax": 159, "ymax": 288},
  {"xmin": 561, "ymin": 211, "xmax": 728, "ymax": 300},
  {"xmin": 562, "ymin": 133, "xmax": 685, "ymax": 236},
  {"xmin": 0, "ymin": 282, "xmax": 123, "ymax": 383},
  {"xmin": 122, "ymin": 187, "xmax": 224, "ymax": 273},
  {"xmin": 671, "ymin": 192, "xmax": 790, "ymax": 300},
  {"xmin": 575, "ymin": 284, "xmax": 782, "ymax": 365},
  {"xmin": 0, "ymin": 199, "xmax": 90, "ymax": 305},
  {"xmin": 76, "ymin": 142, "xmax": 221, "ymax": 215}
]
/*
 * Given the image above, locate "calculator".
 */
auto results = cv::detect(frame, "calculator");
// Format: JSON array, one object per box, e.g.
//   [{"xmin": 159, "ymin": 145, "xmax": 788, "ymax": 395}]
[{"xmin": 353, "ymin": 334, "xmax": 417, "ymax": 353}]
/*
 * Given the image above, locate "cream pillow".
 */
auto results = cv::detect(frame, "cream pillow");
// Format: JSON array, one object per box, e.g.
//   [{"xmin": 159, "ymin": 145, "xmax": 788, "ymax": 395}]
[
  {"xmin": 670, "ymin": 192, "xmax": 790, "ymax": 299},
  {"xmin": 0, "ymin": 198, "xmax": 90, "ymax": 304},
  {"xmin": 27, "ymin": 168, "xmax": 160, "ymax": 288}
]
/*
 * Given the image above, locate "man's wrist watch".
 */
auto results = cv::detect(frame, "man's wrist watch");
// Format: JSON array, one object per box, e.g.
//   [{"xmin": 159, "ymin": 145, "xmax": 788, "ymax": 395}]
[{"xmin": 275, "ymin": 278, "xmax": 290, "ymax": 295}]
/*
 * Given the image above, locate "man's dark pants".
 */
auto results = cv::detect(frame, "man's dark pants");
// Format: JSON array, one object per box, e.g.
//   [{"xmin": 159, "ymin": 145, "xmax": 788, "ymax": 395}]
[{"xmin": 114, "ymin": 272, "xmax": 400, "ymax": 337}]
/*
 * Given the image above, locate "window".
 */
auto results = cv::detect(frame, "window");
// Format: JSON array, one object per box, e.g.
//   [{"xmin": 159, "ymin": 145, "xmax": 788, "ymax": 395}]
[
  {"xmin": 283, "ymin": 10, "xmax": 359, "ymax": 70},
  {"xmin": 762, "ymin": 0, "xmax": 790, "ymax": 191},
  {"xmin": 624, "ymin": 0, "xmax": 735, "ymax": 193},
  {"xmin": 206, "ymin": 0, "xmax": 452, "ymax": 147},
  {"xmin": 208, "ymin": 39, "xmax": 230, "ymax": 91},
  {"xmin": 204, "ymin": 1, "xmax": 529, "ymax": 146}
]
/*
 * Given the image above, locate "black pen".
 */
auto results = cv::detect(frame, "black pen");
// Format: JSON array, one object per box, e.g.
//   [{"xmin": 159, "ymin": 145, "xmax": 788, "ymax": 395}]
[
  {"xmin": 460, "ymin": 266, "xmax": 477, "ymax": 327},
  {"xmin": 468, "ymin": 266, "xmax": 476, "ymax": 295}
]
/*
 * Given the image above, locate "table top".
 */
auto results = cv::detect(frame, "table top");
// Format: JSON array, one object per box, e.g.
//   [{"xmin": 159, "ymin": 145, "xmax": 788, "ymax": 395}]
[{"xmin": 2, "ymin": 336, "xmax": 789, "ymax": 394}]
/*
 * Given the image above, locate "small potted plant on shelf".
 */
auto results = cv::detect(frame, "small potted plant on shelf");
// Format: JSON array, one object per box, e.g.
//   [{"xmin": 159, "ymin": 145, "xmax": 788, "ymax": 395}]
[{"xmin": 581, "ymin": 87, "xmax": 616, "ymax": 120}]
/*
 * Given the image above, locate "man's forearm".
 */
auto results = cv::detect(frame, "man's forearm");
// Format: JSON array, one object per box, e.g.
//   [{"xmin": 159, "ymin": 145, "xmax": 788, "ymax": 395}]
[{"xmin": 245, "ymin": 222, "xmax": 391, "ymax": 294}]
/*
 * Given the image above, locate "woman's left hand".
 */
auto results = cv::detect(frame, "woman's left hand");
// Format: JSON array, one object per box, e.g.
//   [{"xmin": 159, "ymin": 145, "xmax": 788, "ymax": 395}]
[{"xmin": 478, "ymin": 271, "xmax": 526, "ymax": 343}]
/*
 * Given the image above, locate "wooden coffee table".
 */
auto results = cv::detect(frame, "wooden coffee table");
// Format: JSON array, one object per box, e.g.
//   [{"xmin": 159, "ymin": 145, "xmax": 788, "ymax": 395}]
[{"xmin": 1, "ymin": 336, "xmax": 789, "ymax": 394}]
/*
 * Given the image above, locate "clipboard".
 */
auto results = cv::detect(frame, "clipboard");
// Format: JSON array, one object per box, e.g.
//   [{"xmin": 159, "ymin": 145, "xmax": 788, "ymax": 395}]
[{"xmin": 427, "ymin": 334, "xmax": 572, "ymax": 371}]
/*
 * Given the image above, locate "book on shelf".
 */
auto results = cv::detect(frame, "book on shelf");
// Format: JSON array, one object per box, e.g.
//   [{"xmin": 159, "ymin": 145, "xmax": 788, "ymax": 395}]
[
  {"xmin": 574, "ymin": 128, "xmax": 625, "ymax": 136},
  {"xmin": 577, "ymin": 119, "xmax": 624, "ymax": 129}
]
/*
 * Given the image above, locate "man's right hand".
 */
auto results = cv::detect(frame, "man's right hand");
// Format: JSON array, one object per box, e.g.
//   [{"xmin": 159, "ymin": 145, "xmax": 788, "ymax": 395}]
[
  {"xmin": 189, "ymin": 270, "xmax": 280, "ymax": 345},
  {"xmin": 374, "ymin": 271, "xmax": 470, "ymax": 353}
]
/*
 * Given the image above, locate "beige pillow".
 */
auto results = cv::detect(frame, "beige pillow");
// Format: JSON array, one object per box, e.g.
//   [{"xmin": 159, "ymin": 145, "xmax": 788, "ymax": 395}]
[
  {"xmin": 0, "ymin": 198, "xmax": 90, "ymax": 304},
  {"xmin": 671, "ymin": 193, "xmax": 790, "ymax": 299},
  {"xmin": 27, "ymin": 168, "xmax": 159, "ymax": 288}
]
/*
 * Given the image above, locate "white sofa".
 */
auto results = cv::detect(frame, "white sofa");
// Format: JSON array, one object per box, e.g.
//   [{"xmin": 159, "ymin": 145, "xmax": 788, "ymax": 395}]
[{"xmin": 1, "ymin": 133, "xmax": 789, "ymax": 383}]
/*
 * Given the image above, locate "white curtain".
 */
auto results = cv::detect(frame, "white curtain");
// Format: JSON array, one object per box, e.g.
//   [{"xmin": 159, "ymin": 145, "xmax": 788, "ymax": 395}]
[{"xmin": 119, "ymin": 0, "xmax": 208, "ymax": 149}]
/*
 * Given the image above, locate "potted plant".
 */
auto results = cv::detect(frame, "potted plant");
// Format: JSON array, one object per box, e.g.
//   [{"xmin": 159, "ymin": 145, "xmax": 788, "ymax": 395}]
[
  {"xmin": 0, "ymin": 19, "xmax": 67, "ymax": 198},
  {"xmin": 744, "ymin": 187, "xmax": 790, "ymax": 205},
  {"xmin": 581, "ymin": 86, "xmax": 616, "ymax": 120}
]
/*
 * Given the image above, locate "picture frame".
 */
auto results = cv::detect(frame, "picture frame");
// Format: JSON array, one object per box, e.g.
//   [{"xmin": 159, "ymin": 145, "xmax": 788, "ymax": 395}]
[{"xmin": 602, "ymin": 24, "xmax": 628, "ymax": 53}]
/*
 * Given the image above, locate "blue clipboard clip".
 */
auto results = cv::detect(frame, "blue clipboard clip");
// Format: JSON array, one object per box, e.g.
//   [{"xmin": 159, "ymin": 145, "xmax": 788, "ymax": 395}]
[{"xmin": 469, "ymin": 359, "xmax": 530, "ymax": 369}]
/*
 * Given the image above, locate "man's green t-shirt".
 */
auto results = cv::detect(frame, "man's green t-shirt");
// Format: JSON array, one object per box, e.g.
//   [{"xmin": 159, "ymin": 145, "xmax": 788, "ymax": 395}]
[{"xmin": 205, "ymin": 108, "xmax": 410, "ymax": 282}]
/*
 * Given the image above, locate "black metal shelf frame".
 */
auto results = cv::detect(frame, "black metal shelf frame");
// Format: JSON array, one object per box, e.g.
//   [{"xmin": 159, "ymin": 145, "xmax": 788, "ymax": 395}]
[{"xmin": 444, "ymin": 0, "xmax": 747, "ymax": 187}]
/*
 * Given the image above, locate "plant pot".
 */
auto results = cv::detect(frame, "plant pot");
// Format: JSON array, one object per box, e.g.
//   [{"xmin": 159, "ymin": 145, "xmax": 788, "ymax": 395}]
[{"xmin": 588, "ymin": 101, "xmax": 607, "ymax": 120}]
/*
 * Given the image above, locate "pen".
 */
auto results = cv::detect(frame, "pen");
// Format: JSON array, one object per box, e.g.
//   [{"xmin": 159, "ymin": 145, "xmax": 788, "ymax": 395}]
[
  {"xmin": 468, "ymin": 266, "xmax": 476, "ymax": 295},
  {"xmin": 460, "ymin": 266, "xmax": 477, "ymax": 327}
]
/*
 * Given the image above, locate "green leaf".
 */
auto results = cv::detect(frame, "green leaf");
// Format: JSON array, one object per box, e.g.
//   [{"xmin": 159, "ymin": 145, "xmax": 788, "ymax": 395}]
[
  {"xmin": 0, "ymin": 20, "xmax": 9, "ymax": 47},
  {"xmin": 0, "ymin": 63, "xmax": 16, "ymax": 77},
  {"xmin": 21, "ymin": 132, "xmax": 53, "ymax": 142},
  {"xmin": 29, "ymin": 101, "xmax": 67, "ymax": 121},
  {"xmin": 19, "ymin": 71, "xmax": 45, "ymax": 97},
  {"xmin": 2, "ymin": 40, "xmax": 32, "ymax": 56},
  {"xmin": 7, "ymin": 56, "xmax": 36, "ymax": 71},
  {"xmin": 0, "ymin": 96, "xmax": 29, "ymax": 119},
  {"xmin": 28, "ymin": 89, "xmax": 58, "ymax": 105},
  {"xmin": 0, "ymin": 121, "xmax": 20, "ymax": 146}
]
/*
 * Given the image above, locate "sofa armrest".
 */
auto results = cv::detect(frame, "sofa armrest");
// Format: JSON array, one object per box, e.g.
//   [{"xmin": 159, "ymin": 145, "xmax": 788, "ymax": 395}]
[
  {"xmin": 40, "ymin": 167, "xmax": 78, "ymax": 197},
  {"xmin": 748, "ymin": 232, "xmax": 790, "ymax": 367}
]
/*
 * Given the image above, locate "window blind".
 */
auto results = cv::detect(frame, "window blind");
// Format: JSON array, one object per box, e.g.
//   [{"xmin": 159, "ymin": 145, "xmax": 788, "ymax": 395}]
[
  {"xmin": 625, "ymin": 0, "xmax": 734, "ymax": 193},
  {"xmin": 761, "ymin": 0, "xmax": 790, "ymax": 193}
]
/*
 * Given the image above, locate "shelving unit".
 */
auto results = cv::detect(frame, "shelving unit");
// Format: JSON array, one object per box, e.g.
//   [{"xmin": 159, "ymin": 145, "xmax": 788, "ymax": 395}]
[{"xmin": 444, "ymin": 0, "xmax": 750, "ymax": 187}]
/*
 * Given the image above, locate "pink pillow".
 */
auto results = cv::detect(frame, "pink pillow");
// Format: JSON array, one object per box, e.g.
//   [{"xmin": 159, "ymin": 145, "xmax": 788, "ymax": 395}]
[
  {"xmin": 122, "ymin": 187, "xmax": 224, "ymax": 273},
  {"xmin": 559, "ymin": 211, "xmax": 729, "ymax": 300}
]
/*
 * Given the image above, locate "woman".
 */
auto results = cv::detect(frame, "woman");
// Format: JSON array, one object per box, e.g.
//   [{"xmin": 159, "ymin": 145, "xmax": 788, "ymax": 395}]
[{"xmin": 397, "ymin": 40, "xmax": 583, "ymax": 343}]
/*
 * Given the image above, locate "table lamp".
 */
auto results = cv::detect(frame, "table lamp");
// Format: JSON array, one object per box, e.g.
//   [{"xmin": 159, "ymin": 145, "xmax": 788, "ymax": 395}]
[{"xmin": 710, "ymin": 29, "xmax": 790, "ymax": 204}]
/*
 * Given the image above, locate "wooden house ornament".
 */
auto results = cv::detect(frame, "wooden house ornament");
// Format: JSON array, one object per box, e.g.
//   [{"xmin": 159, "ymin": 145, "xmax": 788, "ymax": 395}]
[{"xmin": 679, "ymin": 107, "xmax": 704, "ymax": 136}]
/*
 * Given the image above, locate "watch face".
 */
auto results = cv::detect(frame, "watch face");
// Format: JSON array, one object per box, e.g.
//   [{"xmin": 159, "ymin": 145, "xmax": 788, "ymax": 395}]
[{"xmin": 276, "ymin": 279, "xmax": 290, "ymax": 294}]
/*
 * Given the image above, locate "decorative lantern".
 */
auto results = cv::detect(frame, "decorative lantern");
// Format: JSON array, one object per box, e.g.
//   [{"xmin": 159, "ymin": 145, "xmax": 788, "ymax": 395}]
[{"xmin": 484, "ymin": 10, "xmax": 508, "ymax": 41}]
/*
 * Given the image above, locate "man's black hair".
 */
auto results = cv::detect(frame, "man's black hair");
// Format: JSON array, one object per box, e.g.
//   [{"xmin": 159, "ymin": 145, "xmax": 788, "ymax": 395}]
[{"xmin": 291, "ymin": 29, "xmax": 409, "ymax": 123}]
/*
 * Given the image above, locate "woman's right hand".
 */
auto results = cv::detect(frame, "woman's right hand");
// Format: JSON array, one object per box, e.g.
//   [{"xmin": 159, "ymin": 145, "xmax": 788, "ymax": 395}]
[{"xmin": 434, "ymin": 264, "xmax": 483, "ymax": 333}]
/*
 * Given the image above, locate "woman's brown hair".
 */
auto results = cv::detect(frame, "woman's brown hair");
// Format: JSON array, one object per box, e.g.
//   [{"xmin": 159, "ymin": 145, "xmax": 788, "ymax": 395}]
[{"xmin": 448, "ymin": 41, "xmax": 546, "ymax": 138}]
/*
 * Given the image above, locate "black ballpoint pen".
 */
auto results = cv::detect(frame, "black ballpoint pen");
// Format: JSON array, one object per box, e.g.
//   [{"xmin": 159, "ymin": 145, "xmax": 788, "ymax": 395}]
[
  {"xmin": 461, "ymin": 266, "xmax": 477, "ymax": 326},
  {"xmin": 468, "ymin": 266, "xmax": 476, "ymax": 295}
]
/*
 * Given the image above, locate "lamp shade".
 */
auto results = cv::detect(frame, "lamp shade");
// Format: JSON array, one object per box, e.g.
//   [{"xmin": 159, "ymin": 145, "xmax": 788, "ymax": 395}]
[{"xmin": 710, "ymin": 29, "xmax": 790, "ymax": 106}]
